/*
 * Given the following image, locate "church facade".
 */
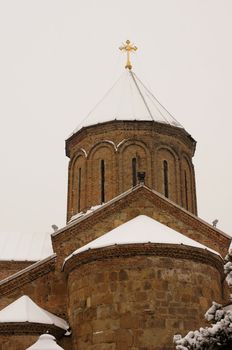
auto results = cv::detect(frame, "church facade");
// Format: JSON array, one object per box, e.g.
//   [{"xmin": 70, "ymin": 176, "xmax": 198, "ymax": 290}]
[{"xmin": 0, "ymin": 44, "xmax": 230, "ymax": 350}]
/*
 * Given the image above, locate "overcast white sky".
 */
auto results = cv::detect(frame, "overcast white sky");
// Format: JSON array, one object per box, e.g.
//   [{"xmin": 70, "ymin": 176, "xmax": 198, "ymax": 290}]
[{"xmin": 0, "ymin": 0, "xmax": 231, "ymax": 237}]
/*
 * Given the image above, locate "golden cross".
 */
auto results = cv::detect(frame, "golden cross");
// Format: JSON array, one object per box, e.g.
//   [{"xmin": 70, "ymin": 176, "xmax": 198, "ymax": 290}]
[{"xmin": 119, "ymin": 40, "xmax": 138, "ymax": 70}]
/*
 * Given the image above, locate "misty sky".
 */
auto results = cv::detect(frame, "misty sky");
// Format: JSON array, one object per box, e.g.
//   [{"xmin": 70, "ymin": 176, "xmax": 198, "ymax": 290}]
[{"xmin": 0, "ymin": 0, "xmax": 231, "ymax": 237}]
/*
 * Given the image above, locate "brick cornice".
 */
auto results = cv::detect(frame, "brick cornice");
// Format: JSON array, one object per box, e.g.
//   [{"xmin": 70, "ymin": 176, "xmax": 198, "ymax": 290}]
[
  {"xmin": 66, "ymin": 120, "xmax": 196, "ymax": 157},
  {"xmin": 0, "ymin": 322, "xmax": 65, "ymax": 338},
  {"xmin": 63, "ymin": 242, "xmax": 224, "ymax": 277},
  {"xmin": 0, "ymin": 255, "xmax": 56, "ymax": 296}
]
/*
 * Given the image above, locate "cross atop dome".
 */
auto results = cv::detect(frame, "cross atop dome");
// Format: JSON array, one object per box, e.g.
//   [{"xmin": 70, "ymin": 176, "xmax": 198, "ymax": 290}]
[
  {"xmin": 70, "ymin": 41, "xmax": 184, "ymax": 134},
  {"xmin": 119, "ymin": 40, "xmax": 137, "ymax": 70}
]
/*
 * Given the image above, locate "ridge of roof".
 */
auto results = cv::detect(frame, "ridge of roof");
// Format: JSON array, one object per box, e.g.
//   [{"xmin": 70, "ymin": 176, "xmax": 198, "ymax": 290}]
[{"xmin": 70, "ymin": 70, "xmax": 183, "ymax": 135}]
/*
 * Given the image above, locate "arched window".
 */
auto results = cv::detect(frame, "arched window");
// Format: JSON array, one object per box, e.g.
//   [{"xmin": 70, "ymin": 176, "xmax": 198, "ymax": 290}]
[
  {"xmin": 100, "ymin": 159, "xmax": 105, "ymax": 203},
  {"xmin": 163, "ymin": 160, "xmax": 169, "ymax": 198},
  {"xmin": 77, "ymin": 167, "xmax": 81, "ymax": 212},
  {"xmin": 132, "ymin": 157, "xmax": 137, "ymax": 187},
  {"xmin": 184, "ymin": 170, "xmax": 188, "ymax": 210}
]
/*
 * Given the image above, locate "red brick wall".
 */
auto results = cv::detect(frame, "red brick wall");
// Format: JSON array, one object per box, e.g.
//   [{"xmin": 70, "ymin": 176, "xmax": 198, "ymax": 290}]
[{"xmin": 66, "ymin": 121, "xmax": 197, "ymax": 221}]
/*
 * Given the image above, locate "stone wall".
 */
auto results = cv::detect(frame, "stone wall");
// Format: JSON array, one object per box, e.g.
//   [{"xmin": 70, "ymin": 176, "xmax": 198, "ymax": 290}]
[
  {"xmin": 66, "ymin": 249, "xmax": 223, "ymax": 350},
  {"xmin": 0, "ymin": 334, "xmax": 38, "ymax": 350},
  {"xmin": 66, "ymin": 121, "xmax": 197, "ymax": 221}
]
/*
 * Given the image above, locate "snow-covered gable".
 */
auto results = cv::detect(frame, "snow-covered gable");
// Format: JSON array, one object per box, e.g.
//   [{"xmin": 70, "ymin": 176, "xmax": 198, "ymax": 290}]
[
  {"xmin": 71, "ymin": 70, "xmax": 183, "ymax": 134},
  {"xmin": 65, "ymin": 215, "xmax": 220, "ymax": 263},
  {"xmin": 0, "ymin": 295, "xmax": 69, "ymax": 331},
  {"xmin": 0, "ymin": 231, "xmax": 53, "ymax": 261}
]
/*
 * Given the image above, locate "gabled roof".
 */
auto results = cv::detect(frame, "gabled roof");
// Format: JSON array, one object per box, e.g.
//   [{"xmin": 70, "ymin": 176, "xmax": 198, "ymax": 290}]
[
  {"xmin": 65, "ymin": 215, "xmax": 219, "ymax": 264},
  {"xmin": 71, "ymin": 70, "xmax": 183, "ymax": 134},
  {"xmin": 0, "ymin": 231, "xmax": 53, "ymax": 261},
  {"xmin": 0, "ymin": 295, "xmax": 69, "ymax": 331},
  {"xmin": 52, "ymin": 185, "xmax": 231, "ymax": 259}
]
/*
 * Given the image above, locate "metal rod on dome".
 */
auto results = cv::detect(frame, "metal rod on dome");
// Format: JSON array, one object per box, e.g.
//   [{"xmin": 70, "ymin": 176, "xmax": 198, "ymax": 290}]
[
  {"xmin": 134, "ymin": 72, "xmax": 184, "ymax": 128},
  {"xmin": 130, "ymin": 71, "xmax": 155, "ymax": 122}
]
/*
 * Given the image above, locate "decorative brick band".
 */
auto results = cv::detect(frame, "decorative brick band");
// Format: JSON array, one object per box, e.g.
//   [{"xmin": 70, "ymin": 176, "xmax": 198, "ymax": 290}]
[
  {"xmin": 0, "ymin": 261, "xmax": 35, "ymax": 270},
  {"xmin": 0, "ymin": 322, "xmax": 65, "ymax": 338},
  {"xmin": 0, "ymin": 255, "xmax": 56, "ymax": 296},
  {"xmin": 63, "ymin": 242, "xmax": 224, "ymax": 277},
  {"xmin": 66, "ymin": 120, "xmax": 196, "ymax": 156}
]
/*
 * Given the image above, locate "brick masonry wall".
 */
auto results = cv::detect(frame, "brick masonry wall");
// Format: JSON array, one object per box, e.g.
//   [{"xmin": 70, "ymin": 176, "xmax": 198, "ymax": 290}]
[
  {"xmin": 67, "ymin": 254, "xmax": 223, "ymax": 350},
  {"xmin": 66, "ymin": 121, "xmax": 197, "ymax": 221},
  {"xmin": 0, "ymin": 261, "xmax": 34, "ymax": 281},
  {"xmin": 0, "ymin": 269, "xmax": 66, "ymax": 317}
]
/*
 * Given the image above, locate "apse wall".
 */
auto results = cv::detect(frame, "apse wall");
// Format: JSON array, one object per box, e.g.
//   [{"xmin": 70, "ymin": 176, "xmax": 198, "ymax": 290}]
[{"xmin": 64, "ymin": 244, "xmax": 223, "ymax": 349}]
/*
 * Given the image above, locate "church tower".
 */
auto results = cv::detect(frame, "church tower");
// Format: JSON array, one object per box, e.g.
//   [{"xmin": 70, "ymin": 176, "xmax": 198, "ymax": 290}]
[
  {"xmin": 66, "ymin": 41, "xmax": 197, "ymax": 222},
  {"xmin": 0, "ymin": 41, "xmax": 230, "ymax": 350}
]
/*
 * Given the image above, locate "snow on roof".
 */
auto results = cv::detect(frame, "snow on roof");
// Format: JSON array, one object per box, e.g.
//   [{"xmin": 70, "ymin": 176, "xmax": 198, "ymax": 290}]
[
  {"xmin": 0, "ymin": 231, "xmax": 53, "ymax": 261},
  {"xmin": 68, "ymin": 204, "xmax": 103, "ymax": 223},
  {"xmin": 26, "ymin": 334, "xmax": 64, "ymax": 350},
  {"xmin": 0, "ymin": 295, "xmax": 69, "ymax": 331},
  {"xmin": 71, "ymin": 70, "xmax": 183, "ymax": 135},
  {"xmin": 65, "ymin": 215, "xmax": 220, "ymax": 263}
]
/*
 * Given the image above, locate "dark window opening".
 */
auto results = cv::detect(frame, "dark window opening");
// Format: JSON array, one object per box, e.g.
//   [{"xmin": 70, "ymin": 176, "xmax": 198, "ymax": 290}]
[
  {"xmin": 132, "ymin": 157, "xmax": 137, "ymax": 187},
  {"xmin": 163, "ymin": 160, "xmax": 169, "ymax": 198},
  {"xmin": 100, "ymin": 159, "xmax": 105, "ymax": 204},
  {"xmin": 77, "ymin": 167, "xmax": 81, "ymax": 212},
  {"xmin": 184, "ymin": 170, "xmax": 188, "ymax": 210}
]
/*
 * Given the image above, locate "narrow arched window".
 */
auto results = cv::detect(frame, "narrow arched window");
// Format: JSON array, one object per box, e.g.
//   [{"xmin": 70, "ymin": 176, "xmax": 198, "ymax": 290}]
[
  {"xmin": 100, "ymin": 159, "xmax": 105, "ymax": 203},
  {"xmin": 132, "ymin": 157, "xmax": 137, "ymax": 187},
  {"xmin": 163, "ymin": 160, "xmax": 169, "ymax": 198},
  {"xmin": 184, "ymin": 170, "xmax": 188, "ymax": 210},
  {"xmin": 77, "ymin": 167, "xmax": 81, "ymax": 212}
]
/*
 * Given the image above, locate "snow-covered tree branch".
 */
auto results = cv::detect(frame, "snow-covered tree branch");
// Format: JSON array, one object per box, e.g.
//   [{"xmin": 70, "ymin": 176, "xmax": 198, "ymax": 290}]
[{"xmin": 174, "ymin": 249, "xmax": 232, "ymax": 350}]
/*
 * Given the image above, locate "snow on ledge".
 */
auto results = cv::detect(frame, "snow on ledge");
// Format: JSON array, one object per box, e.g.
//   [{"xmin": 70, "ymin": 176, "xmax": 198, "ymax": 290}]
[{"xmin": 68, "ymin": 204, "xmax": 104, "ymax": 223}]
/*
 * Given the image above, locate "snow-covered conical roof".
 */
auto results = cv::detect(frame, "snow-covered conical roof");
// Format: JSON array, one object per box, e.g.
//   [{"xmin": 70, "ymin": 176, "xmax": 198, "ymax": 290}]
[
  {"xmin": 26, "ymin": 334, "xmax": 64, "ymax": 350},
  {"xmin": 65, "ymin": 215, "xmax": 219, "ymax": 262},
  {"xmin": 72, "ymin": 70, "xmax": 183, "ymax": 134},
  {"xmin": 0, "ymin": 295, "xmax": 69, "ymax": 331}
]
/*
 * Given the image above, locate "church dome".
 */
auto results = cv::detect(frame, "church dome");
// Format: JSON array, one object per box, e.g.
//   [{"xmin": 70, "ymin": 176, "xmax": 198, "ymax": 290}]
[
  {"xmin": 70, "ymin": 69, "xmax": 183, "ymax": 134},
  {"xmin": 65, "ymin": 68, "xmax": 197, "ymax": 222}
]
